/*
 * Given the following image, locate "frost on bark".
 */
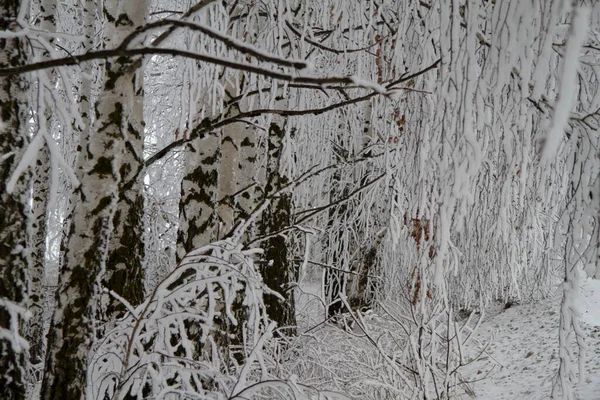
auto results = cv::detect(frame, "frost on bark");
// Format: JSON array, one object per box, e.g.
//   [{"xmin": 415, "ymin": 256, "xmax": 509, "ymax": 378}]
[
  {"xmin": 0, "ymin": 1, "xmax": 29, "ymax": 398},
  {"xmin": 257, "ymin": 122, "xmax": 297, "ymax": 331},
  {"xmin": 42, "ymin": 1, "xmax": 147, "ymax": 398}
]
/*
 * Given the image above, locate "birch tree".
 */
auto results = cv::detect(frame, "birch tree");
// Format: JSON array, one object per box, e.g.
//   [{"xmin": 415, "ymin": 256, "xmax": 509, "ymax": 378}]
[
  {"xmin": 99, "ymin": 0, "xmax": 148, "ymax": 328},
  {"xmin": 256, "ymin": 120, "xmax": 297, "ymax": 330},
  {"xmin": 42, "ymin": 1, "xmax": 149, "ymax": 397},
  {"xmin": 2, "ymin": 0, "xmax": 598, "ymax": 398}
]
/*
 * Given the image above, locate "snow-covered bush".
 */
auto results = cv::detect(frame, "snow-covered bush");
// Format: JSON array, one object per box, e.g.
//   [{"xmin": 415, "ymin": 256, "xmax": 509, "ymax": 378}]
[{"xmin": 88, "ymin": 240, "xmax": 274, "ymax": 399}]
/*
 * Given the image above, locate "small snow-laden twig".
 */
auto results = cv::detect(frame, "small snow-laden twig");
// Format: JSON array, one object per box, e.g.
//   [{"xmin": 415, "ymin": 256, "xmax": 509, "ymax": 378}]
[
  {"xmin": 458, "ymin": 306, "xmax": 485, "ymax": 347},
  {"xmin": 43, "ymin": 132, "xmax": 79, "ymax": 188},
  {"xmin": 0, "ymin": 26, "xmax": 85, "ymax": 41},
  {"xmin": 103, "ymin": 289, "xmax": 138, "ymax": 319},
  {"xmin": 337, "ymin": 294, "xmax": 412, "ymax": 387},
  {"xmin": 89, "ymin": 240, "xmax": 274, "ymax": 399},
  {"xmin": 229, "ymin": 321, "xmax": 276, "ymax": 397},
  {"xmin": 553, "ymin": 231, "xmax": 588, "ymax": 400}
]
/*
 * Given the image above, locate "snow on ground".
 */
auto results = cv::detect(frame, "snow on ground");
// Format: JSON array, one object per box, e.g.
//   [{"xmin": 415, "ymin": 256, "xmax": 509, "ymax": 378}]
[
  {"xmin": 578, "ymin": 277, "xmax": 600, "ymax": 326},
  {"xmin": 295, "ymin": 278, "xmax": 600, "ymax": 399},
  {"xmin": 462, "ymin": 280, "xmax": 600, "ymax": 400}
]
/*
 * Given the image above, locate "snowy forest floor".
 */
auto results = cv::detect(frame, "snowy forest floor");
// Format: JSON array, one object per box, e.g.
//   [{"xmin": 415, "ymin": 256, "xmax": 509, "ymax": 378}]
[
  {"xmin": 294, "ymin": 278, "xmax": 600, "ymax": 400},
  {"xmin": 461, "ymin": 277, "xmax": 600, "ymax": 400}
]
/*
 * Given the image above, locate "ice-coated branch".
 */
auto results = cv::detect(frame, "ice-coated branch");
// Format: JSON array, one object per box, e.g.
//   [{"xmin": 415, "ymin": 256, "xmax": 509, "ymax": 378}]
[
  {"xmin": 144, "ymin": 58, "xmax": 441, "ymax": 167},
  {"xmin": 284, "ymin": 20, "xmax": 388, "ymax": 55},
  {"xmin": 120, "ymin": 19, "xmax": 310, "ymax": 69}
]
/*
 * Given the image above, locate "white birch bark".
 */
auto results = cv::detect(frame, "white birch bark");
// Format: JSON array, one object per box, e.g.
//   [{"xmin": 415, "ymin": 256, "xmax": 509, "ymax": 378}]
[
  {"xmin": 218, "ymin": 84, "xmax": 263, "ymax": 237},
  {"xmin": 100, "ymin": 0, "xmax": 148, "ymax": 328},
  {"xmin": 177, "ymin": 129, "xmax": 220, "ymax": 260},
  {"xmin": 257, "ymin": 119, "xmax": 298, "ymax": 329},
  {"xmin": 42, "ymin": 1, "xmax": 149, "ymax": 398},
  {"xmin": 218, "ymin": 117, "xmax": 239, "ymax": 237}
]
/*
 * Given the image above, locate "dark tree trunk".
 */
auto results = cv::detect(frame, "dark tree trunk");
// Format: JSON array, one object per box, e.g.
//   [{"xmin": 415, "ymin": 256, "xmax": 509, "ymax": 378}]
[
  {"xmin": 258, "ymin": 122, "xmax": 297, "ymax": 332},
  {"xmin": 0, "ymin": 1, "xmax": 30, "ymax": 398}
]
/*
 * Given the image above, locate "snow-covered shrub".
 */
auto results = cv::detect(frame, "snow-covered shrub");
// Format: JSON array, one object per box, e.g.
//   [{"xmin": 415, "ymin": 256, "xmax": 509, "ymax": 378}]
[
  {"xmin": 275, "ymin": 290, "xmax": 489, "ymax": 400},
  {"xmin": 88, "ymin": 240, "xmax": 274, "ymax": 399}
]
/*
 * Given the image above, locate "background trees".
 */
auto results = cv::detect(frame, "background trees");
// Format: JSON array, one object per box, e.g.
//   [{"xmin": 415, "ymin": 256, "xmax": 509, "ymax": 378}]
[{"xmin": 0, "ymin": 0, "xmax": 598, "ymax": 399}]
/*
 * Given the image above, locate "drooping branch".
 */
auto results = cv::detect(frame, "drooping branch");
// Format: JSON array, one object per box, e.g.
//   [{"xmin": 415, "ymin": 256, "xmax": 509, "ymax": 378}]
[
  {"xmin": 144, "ymin": 58, "xmax": 441, "ymax": 167},
  {"xmin": 294, "ymin": 173, "xmax": 386, "ymax": 225},
  {"xmin": 120, "ymin": 19, "xmax": 309, "ymax": 69}
]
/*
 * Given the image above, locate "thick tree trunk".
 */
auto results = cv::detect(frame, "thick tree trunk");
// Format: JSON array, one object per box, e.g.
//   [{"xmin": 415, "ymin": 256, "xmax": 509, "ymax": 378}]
[
  {"xmin": 28, "ymin": 143, "xmax": 50, "ymax": 366},
  {"xmin": 258, "ymin": 122, "xmax": 297, "ymax": 331},
  {"xmin": 101, "ymin": 1, "xmax": 148, "ymax": 326},
  {"xmin": 42, "ymin": 1, "xmax": 148, "ymax": 398},
  {"xmin": 217, "ymin": 117, "xmax": 239, "ymax": 238},
  {"xmin": 0, "ymin": 1, "xmax": 30, "ymax": 398},
  {"xmin": 177, "ymin": 128, "xmax": 221, "ymax": 261}
]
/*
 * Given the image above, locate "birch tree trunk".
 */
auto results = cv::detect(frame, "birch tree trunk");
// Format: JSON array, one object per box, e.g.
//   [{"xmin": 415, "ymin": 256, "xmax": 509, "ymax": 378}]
[
  {"xmin": 42, "ymin": 1, "xmax": 148, "ymax": 398},
  {"xmin": 0, "ymin": 1, "xmax": 30, "ymax": 398},
  {"xmin": 177, "ymin": 128, "xmax": 220, "ymax": 261},
  {"xmin": 28, "ymin": 134, "xmax": 50, "ymax": 367},
  {"xmin": 100, "ymin": 0, "xmax": 148, "ymax": 326},
  {"xmin": 257, "ymin": 121, "xmax": 297, "ymax": 331},
  {"xmin": 27, "ymin": 0, "xmax": 57, "ymax": 367}
]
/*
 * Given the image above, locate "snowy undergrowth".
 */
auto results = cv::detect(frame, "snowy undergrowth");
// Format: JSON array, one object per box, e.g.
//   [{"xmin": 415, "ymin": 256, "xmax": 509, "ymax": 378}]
[
  {"xmin": 461, "ymin": 278, "xmax": 600, "ymax": 400},
  {"xmin": 288, "ymin": 279, "xmax": 600, "ymax": 400},
  {"xmin": 289, "ymin": 284, "xmax": 483, "ymax": 399}
]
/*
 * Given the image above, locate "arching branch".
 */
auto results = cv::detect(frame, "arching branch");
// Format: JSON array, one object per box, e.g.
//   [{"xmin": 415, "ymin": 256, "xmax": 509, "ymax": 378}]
[{"xmin": 144, "ymin": 58, "xmax": 441, "ymax": 167}]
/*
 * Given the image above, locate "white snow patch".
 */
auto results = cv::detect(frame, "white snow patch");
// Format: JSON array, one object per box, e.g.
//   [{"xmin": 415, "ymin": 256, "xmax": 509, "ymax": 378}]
[
  {"xmin": 577, "ymin": 277, "xmax": 600, "ymax": 326},
  {"xmin": 462, "ymin": 296, "xmax": 600, "ymax": 399}
]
